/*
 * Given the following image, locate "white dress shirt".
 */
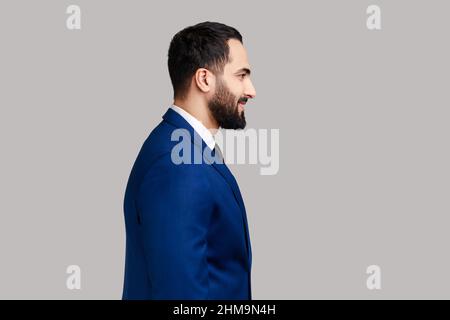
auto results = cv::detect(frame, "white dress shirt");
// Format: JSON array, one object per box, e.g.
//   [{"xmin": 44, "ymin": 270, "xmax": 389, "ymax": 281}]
[{"xmin": 170, "ymin": 104, "xmax": 216, "ymax": 150}]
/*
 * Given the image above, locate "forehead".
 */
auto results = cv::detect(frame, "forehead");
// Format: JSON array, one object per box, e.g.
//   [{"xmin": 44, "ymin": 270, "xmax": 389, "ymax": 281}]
[{"xmin": 224, "ymin": 39, "xmax": 250, "ymax": 72}]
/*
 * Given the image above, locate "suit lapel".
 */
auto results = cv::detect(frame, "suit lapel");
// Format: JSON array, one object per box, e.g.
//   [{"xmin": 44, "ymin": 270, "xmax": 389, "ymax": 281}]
[{"xmin": 211, "ymin": 159, "xmax": 252, "ymax": 264}]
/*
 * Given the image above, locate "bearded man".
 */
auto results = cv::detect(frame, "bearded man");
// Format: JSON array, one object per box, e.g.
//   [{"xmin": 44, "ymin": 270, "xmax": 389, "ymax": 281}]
[{"xmin": 122, "ymin": 21, "xmax": 256, "ymax": 300}]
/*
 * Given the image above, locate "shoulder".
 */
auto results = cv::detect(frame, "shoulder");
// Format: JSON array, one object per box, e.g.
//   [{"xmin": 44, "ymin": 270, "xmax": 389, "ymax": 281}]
[{"xmin": 137, "ymin": 151, "xmax": 216, "ymax": 196}]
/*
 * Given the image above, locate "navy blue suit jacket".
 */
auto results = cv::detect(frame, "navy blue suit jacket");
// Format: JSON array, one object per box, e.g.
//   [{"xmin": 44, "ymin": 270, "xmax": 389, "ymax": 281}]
[{"xmin": 122, "ymin": 108, "xmax": 252, "ymax": 300}]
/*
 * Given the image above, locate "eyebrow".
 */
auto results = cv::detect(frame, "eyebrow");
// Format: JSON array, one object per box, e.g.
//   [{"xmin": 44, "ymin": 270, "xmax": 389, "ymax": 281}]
[{"xmin": 234, "ymin": 67, "xmax": 251, "ymax": 75}]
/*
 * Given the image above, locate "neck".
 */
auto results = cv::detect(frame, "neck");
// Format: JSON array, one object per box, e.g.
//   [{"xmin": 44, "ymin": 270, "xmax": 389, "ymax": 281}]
[{"xmin": 173, "ymin": 97, "xmax": 219, "ymax": 130}]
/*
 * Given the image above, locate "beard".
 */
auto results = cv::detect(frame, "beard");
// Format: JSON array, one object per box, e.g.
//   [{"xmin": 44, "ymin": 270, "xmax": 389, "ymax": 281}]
[{"xmin": 207, "ymin": 78, "xmax": 247, "ymax": 129}]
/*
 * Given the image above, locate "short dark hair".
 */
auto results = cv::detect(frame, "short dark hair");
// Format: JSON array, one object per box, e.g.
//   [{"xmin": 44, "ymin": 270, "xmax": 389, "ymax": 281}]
[{"xmin": 167, "ymin": 21, "xmax": 243, "ymax": 99}]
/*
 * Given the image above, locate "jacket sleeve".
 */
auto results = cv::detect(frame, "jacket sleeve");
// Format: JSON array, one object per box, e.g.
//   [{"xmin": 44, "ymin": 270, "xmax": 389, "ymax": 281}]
[{"xmin": 136, "ymin": 155, "xmax": 213, "ymax": 299}]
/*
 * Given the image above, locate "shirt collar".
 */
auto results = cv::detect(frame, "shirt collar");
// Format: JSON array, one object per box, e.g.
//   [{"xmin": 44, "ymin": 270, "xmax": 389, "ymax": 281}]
[{"xmin": 170, "ymin": 104, "xmax": 216, "ymax": 150}]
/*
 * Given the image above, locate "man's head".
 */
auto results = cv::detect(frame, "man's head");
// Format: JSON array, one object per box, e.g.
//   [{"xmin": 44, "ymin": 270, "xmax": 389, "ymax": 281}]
[{"xmin": 168, "ymin": 21, "xmax": 256, "ymax": 129}]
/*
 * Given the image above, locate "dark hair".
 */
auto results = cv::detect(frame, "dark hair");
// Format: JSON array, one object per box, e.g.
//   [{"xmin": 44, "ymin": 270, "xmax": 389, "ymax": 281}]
[{"xmin": 168, "ymin": 21, "xmax": 243, "ymax": 99}]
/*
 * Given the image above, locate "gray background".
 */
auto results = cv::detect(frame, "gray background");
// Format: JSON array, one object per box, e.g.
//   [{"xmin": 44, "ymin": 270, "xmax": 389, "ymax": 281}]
[{"xmin": 0, "ymin": 0, "xmax": 449, "ymax": 299}]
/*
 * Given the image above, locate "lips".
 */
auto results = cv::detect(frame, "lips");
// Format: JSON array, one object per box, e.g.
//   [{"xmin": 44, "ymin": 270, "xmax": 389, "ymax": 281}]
[
  {"xmin": 238, "ymin": 98, "xmax": 247, "ymax": 111},
  {"xmin": 238, "ymin": 97, "xmax": 248, "ymax": 105}
]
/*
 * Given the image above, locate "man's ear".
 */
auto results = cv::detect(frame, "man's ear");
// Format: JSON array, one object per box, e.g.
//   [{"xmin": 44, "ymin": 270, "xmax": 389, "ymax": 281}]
[{"xmin": 194, "ymin": 68, "xmax": 214, "ymax": 93}]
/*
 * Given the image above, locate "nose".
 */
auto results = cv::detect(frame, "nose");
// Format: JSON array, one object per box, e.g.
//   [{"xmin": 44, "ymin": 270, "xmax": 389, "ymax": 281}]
[{"xmin": 245, "ymin": 80, "xmax": 256, "ymax": 99}]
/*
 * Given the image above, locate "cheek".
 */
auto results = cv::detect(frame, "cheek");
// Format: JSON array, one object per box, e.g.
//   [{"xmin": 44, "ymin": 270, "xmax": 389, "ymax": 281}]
[
  {"xmin": 222, "ymin": 76, "xmax": 244, "ymax": 99},
  {"xmin": 229, "ymin": 82, "xmax": 244, "ymax": 98}
]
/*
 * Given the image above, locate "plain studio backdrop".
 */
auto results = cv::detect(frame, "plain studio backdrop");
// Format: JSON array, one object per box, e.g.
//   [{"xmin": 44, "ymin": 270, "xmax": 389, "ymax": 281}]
[{"xmin": 0, "ymin": 0, "xmax": 449, "ymax": 299}]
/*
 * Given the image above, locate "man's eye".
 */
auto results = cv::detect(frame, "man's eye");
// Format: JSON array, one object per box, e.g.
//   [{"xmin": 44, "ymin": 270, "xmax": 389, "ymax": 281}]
[{"xmin": 239, "ymin": 74, "xmax": 246, "ymax": 79}]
